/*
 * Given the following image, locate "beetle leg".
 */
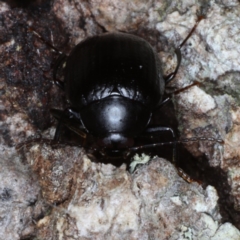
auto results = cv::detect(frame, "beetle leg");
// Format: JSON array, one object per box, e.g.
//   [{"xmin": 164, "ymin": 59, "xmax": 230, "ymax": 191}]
[
  {"xmin": 51, "ymin": 108, "xmax": 87, "ymax": 140},
  {"xmin": 53, "ymin": 54, "xmax": 67, "ymax": 90},
  {"xmin": 51, "ymin": 108, "xmax": 66, "ymax": 141},
  {"xmin": 28, "ymin": 27, "xmax": 67, "ymax": 90},
  {"xmin": 164, "ymin": 48, "xmax": 182, "ymax": 84},
  {"xmin": 160, "ymin": 81, "xmax": 200, "ymax": 108},
  {"xmin": 145, "ymin": 126, "xmax": 177, "ymax": 163},
  {"xmin": 177, "ymin": 167, "xmax": 202, "ymax": 184},
  {"xmin": 164, "ymin": 15, "xmax": 204, "ymax": 84},
  {"xmin": 53, "ymin": 119, "xmax": 63, "ymax": 141},
  {"xmin": 130, "ymin": 126, "xmax": 177, "ymax": 163}
]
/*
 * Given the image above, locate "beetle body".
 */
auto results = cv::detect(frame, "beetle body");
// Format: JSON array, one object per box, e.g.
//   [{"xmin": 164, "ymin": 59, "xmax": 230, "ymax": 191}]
[
  {"xmin": 51, "ymin": 17, "xmax": 203, "ymax": 157},
  {"xmin": 62, "ymin": 33, "xmax": 165, "ymax": 151}
]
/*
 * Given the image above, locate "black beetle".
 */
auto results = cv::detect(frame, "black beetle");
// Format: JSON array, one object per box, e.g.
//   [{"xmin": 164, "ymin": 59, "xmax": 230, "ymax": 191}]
[{"xmin": 50, "ymin": 16, "xmax": 204, "ymax": 160}]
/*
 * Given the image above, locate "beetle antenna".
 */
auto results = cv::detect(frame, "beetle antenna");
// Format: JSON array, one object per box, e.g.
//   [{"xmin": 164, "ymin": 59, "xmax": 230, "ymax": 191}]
[
  {"xmin": 28, "ymin": 27, "xmax": 63, "ymax": 55},
  {"xmin": 164, "ymin": 15, "xmax": 205, "ymax": 84},
  {"xmin": 170, "ymin": 81, "xmax": 200, "ymax": 95},
  {"xmin": 129, "ymin": 137, "xmax": 224, "ymax": 152},
  {"xmin": 178, "ymin": 15, "xmax": 205, "ymax": 50}
]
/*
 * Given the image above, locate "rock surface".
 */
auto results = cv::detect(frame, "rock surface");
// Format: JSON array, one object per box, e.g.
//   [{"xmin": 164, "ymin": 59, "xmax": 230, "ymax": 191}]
[
  {"xmin": 1, "ymin": 0, "xmax": 240, "ymax": 239},
  {"xmin": 22, "ymin": 143, "xmax": 240, "ymax": 240}
]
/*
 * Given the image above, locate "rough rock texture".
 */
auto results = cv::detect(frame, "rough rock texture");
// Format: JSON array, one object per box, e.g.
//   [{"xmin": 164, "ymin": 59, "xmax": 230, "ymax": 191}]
[
  {"xmin": 0, "ymin": 156, "xmax": 41, "ymax": 240},
  {"xmin": 21, "ymin": 143, "xmax": 240, "ymax": 239},
  {"xmin": 1, "ymin": 0, "xmax": 240, "ymax": 239},
  {"xmin": 170, "ymin": 3, "xmax": 240, "ymax": 215}
]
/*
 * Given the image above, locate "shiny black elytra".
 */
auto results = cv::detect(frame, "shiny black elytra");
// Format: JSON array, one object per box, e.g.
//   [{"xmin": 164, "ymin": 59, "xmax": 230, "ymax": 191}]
[{"xmin": 51, "ymin": 17, "xmax": 203, "ymax": 159}]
